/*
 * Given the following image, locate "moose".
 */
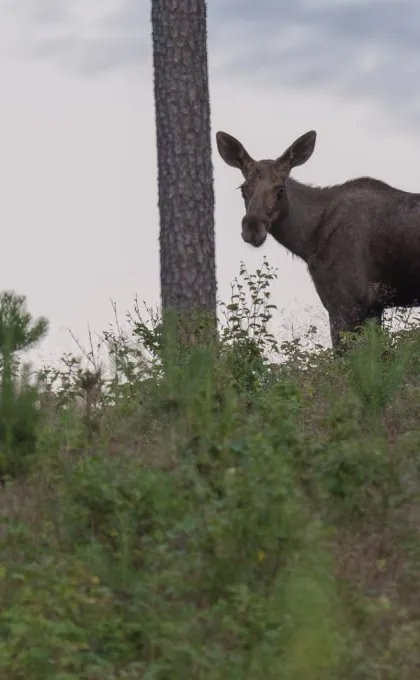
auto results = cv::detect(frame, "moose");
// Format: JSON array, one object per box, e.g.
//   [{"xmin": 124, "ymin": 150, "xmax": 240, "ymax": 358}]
[{"xmin": 216, "ymin": 128, "xmax": 420, "ymax": 349}]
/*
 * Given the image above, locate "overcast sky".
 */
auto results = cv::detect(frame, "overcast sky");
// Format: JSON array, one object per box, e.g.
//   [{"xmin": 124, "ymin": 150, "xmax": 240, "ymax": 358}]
[{"xmin": 3, "ymin": 0, "xmax": 420, "ymax": 366}]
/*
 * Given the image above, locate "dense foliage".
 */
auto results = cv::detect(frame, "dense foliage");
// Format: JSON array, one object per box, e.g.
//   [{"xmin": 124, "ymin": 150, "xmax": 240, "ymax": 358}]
[{"xmin": 1, "ymin": 260, "xmax": 420, "ymax": 679}]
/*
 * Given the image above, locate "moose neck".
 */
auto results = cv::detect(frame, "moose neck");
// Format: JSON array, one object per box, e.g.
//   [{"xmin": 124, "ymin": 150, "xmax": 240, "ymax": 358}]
[{"xmin": 270, "ymin": 177, "xmax": 332, "ymax": 262}]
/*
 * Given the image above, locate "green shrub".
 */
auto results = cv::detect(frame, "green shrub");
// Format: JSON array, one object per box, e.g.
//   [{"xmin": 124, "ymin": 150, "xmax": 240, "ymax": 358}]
[{"xmin": 1, "ymin": 262, "xmax": 420, "ymax": 678}]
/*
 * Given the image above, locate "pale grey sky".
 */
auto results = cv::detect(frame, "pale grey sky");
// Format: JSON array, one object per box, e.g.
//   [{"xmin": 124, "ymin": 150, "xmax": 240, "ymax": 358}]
[{"xmin": 3, "ymin": 1, "xmax": 420, "ymax": 366}]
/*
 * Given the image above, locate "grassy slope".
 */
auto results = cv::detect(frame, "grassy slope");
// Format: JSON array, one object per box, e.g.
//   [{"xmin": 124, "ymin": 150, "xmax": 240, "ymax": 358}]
[{"xmin": 1, "ymin": 261, "xmax": 420, "ymax": 679}]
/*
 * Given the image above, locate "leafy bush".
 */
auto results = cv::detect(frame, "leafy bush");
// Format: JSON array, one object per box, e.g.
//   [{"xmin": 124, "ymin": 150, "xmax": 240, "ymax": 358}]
[{"xmin": 1, "ymin": 262, "xmax": 420, "ymax": 678}]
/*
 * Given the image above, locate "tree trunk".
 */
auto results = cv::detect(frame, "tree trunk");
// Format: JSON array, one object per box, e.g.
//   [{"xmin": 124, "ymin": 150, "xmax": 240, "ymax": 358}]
[{"xmin": 151, "ymin": 0, "xmax": 217, "ymax": 340}]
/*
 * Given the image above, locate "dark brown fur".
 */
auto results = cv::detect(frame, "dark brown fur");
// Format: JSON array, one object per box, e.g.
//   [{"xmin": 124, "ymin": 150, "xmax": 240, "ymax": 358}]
[{"xmin": 216, "ymin": 129, "xmax": 420, "ymax": 348}]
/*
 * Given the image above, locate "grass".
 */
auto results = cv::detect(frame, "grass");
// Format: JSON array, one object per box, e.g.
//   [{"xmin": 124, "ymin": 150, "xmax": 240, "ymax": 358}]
[{"xmin": 1, "ymin": 258, "xmax": 420, "ymax": 678}]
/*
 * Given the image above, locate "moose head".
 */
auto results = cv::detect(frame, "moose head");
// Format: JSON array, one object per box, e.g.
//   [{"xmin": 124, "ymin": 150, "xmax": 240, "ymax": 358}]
[{"xmin": 216, "ymin": 130, "xmax": 317, "ymax": 247}]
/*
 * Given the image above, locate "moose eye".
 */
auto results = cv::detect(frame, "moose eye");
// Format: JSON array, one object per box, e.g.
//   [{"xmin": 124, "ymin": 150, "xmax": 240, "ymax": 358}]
[{"xmin": 275, "ymin": 185, "xmax": 285, "ymax": 200}]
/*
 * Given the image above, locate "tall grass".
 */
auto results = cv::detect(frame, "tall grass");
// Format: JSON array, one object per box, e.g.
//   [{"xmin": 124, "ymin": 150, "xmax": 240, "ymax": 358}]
[{"xmin": 1, "ymin": 258, "xmax": 420, "ymax": 678}]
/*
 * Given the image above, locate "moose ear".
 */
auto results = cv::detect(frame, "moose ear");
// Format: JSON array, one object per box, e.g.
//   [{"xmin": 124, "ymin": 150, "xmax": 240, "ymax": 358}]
[
  {"xmin": 278, "ymin": 130, "xmax": 317, "ymax": 169},
  {"xmin": 216, "ymin": 131, "xmax": 254, "ymax": 174}
]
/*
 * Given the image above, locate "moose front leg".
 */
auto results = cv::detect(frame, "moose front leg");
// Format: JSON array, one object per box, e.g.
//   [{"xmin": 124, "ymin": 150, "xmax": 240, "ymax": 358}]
[
  {"xmin": 329, "ymin": 307, "xmax": 368, "ymax": 352},
  {"xmin": 329, "ymin": 314, "xmax": 343, "ymax": 350},
  {"xmin": 366, "ymin": 306, "xmax": 384, "ymax": 328}
]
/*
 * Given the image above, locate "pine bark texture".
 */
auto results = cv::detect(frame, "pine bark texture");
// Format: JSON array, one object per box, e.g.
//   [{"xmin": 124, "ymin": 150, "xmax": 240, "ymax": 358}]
[{"xmin": 151, "ymin": 0, "xmax": 217, "ymax": 319}]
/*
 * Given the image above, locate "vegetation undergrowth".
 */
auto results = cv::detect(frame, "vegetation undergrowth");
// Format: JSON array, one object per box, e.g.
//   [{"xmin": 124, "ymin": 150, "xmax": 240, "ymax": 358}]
[{"xmin": 0, "ymin": 258, "xmax": 420, "ymax": 678}]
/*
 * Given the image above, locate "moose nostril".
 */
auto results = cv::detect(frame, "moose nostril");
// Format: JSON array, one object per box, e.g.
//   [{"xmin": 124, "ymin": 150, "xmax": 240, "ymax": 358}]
[{"xmin": 242, "ymin": 215, "xmax": 260, "ymax": 230}]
